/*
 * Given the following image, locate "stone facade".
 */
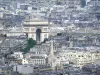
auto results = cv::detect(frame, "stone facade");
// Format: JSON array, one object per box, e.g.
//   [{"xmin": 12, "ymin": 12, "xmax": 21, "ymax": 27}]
[{"xmin": 23, "ymin": 19, "xmax": 49, "ymax": 43}]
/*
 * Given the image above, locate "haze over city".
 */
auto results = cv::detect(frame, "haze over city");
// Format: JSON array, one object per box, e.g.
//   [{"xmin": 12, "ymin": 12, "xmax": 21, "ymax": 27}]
[{"xmin": 0, "ymin": 0, "xmax": 100, "ymax": 75}]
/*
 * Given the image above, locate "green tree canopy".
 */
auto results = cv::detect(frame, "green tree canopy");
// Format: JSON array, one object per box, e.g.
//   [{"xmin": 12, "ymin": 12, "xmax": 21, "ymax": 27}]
[{"xmin": 22, "ymin": 38, "xmax": 37, "ymax": 53}]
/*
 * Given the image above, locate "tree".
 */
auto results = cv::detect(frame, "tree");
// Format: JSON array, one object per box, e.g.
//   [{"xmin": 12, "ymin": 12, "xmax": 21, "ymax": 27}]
[
  {"xmin": 28, "ymin": 38, "xmax": 36, "ymax": 48},
  {"xmin": 22, "ymin": 38, "xmax": 37, "ymax": 53}
]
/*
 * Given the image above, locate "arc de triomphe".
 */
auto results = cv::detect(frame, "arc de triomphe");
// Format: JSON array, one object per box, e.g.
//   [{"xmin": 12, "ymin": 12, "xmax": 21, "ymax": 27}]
[{"xmin": 23, "ymin": 19, "xmax": 49, "ymax": 43}]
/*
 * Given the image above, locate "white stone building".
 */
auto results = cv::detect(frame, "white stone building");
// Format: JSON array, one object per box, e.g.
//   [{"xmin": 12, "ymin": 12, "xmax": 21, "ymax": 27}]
[
  {"xmin": 13, "ymin": 65, "xmax": 33, "ymax": 74},
  {"xmin": 10, "ymin": 52, "xmax": 28, "ymax": 65},
  {"xmin": 28, "ymin": 55, "xmax": 47, "ymax": 66},
  {"xmin": 57, "ymin": 49, "xmax": 100, "ymax": 68},
  {"xmin": 23, "ymin": 19, "xmax": 49, "ymax": 43},
  {"xmin": 11, "ymin": 52, "xmax": 24, "ymax": 59},
  {"xmin": 25, "ymin": 53, "xmax": 48, "ymax": 66}
]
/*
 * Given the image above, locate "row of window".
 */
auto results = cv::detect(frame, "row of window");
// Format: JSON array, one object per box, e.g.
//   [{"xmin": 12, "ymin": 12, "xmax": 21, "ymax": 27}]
[
  {"xmin": 62, "ymin": 54, "xmax": 99, "ymax": 58},
  {"xmin": 24, "ymin": 28, "xmax": 48, "ymax": 32},
  {"xmin": 29, "ymin": 59, "xmax": 46, "ymax": 64}
]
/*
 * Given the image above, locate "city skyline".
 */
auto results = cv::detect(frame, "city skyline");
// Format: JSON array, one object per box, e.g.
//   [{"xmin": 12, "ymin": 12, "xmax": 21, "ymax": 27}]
[{"xmin": 0, "ymin": 0, "xmax": 100, "ymax": 75}]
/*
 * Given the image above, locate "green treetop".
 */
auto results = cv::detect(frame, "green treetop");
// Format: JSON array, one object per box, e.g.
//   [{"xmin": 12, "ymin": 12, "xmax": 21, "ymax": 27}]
[{"xmin": 22, "ymin": 38, "xmax": 37, "ymax": 53}]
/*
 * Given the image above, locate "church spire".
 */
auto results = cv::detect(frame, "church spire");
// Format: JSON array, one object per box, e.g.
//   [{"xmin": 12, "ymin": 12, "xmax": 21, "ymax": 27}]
[
  {"xmin": 49, "ymin": 41, "xmax": 54, "ymax": 56},
  {"xmin": 48, "ymin": 40, "xmax": 56, "ymax": 70}
]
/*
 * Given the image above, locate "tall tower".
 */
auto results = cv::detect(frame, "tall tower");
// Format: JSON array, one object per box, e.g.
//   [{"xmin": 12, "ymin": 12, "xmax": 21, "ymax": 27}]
[{"xmin": 48, "ymin": 41, "xmax": 56, "ymax": 70}]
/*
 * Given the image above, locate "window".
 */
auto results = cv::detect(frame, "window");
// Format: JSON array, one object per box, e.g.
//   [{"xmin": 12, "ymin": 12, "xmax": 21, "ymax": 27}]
[
  {"xmin": 31, "ymin": 28, "xmax": 35, "ymax": 31},
  {"xmin": 44, "ymin": 28, "xmax": 48, "ymax": 31},
  {"xmin": 32, "ymin": 34, "xmax": 34, "ymax": 37},
  {"xmin": 24, "ymin": 28, "xmax": 29, "ymax": 31},
  {"xmin": 20, "ymin": 5, "xmax": 28, "ymax": 10},
  {"xmin": 44, "ymin": 34, "xmax": 47, "ymax": 38}
]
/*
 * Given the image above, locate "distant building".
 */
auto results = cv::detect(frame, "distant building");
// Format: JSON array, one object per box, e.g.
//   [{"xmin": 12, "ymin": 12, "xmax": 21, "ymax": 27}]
[
  {"xmin": 11, "ymin": 52, "xmax": 24, "ymax": 59},
  {"xmin": 61, "ymin": 0, "xmax": 82, "ymax": 9},
  {"xmin": 25, "ymin": 53, "xmax": 47, "ymax": 66},
  {"xmin": 57, "ymin": 49, "xmax": 100, "ymax": 68},
  {"xmin": 87, "ymin": 0, "xmax": 100, "ymax": 20},
  {"xmin": 13, "ymin": 65, "xmax": 33, "ymax": 74}
]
